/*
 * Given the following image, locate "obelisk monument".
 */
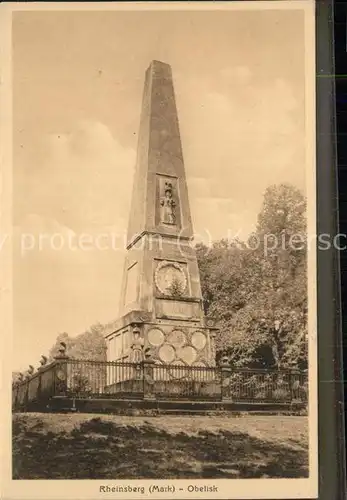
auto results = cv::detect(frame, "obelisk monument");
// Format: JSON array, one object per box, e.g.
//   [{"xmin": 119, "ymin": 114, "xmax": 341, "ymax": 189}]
[{"xmin": 104, "ymin": 60, "xmax": 217, "ymax": 369}]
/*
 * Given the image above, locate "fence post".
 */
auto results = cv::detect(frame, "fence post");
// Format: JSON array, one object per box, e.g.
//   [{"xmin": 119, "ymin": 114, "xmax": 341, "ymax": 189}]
[
  {"xmin": 219, "ymin": 357, "xmax": 233, "ymax": 403},
  {"xmin": 36, "ymin": 355, "xmax": 49, "ymax": 407},
  {"xmin": 289, "ymin": 367, "xmax": 300, "ymax": 403},
  {"xmin": 53, "ymin": 342, "xmax": 70, "ymax": 397},
  {"xmin": 142, "ymin": 348, "xmax": 156, "ymax": 400}
]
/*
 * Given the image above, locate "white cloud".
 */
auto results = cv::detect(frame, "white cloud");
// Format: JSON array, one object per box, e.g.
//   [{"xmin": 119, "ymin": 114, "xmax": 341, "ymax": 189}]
[
  {"xmin": 12, "ymin": 212, "xmax": 125, "ymax": 372},
  {"xmin": 177, "ymin": 73, "xmax": 305, "ymax": 231},
  {"xmin": 17, "ymin": 121, "xmax": 136, "ymax": 233},
  {"xmin": 220, "ymin": 66, "xmax": 253, "ymax": 84}
]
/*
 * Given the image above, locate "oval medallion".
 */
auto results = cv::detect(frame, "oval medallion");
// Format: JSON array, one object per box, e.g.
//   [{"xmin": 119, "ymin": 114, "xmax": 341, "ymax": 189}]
[
  {"xmin": 158, "ymin": 343, "xmax": 176, "ymax": 363},
  {"xmin": 177, "ymin": 345, "xmax": 197, "ymax": 365},
  {"xmin": 191, "ymin": 331, "xmax": 207, "ymax": 350},
  {"xmin": 148, "ymin": 328, "xmax": 165, "ymax": 346},
  {"xmin": 167, "ymin": 330, "xmax": 186, "ymax": 349}
]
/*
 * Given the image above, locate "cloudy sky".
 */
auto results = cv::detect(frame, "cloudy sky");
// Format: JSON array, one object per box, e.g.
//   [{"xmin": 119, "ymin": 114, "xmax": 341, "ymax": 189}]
[{"xmin": 12, "ymin": 6, "xmax": 308, "ymax": 371}]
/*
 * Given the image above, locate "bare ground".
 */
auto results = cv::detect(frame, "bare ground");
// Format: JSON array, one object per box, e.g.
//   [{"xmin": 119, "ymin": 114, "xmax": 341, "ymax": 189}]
[{"xmin": 12, "ymin": 412, "xmax": 308, "ymax": 479}]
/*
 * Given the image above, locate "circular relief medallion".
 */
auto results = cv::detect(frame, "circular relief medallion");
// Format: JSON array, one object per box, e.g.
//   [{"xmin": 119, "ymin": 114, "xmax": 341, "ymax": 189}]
[
  {"xmin": 148, "ymin": 328, "xmax": 165, "ymax": 347},
  {"xmin": 155, "ymin": 261, "xmax": 187, "ymax": 296},
  {"xmin": 191, "ymin": 331, "xmax": 207, "ymax": 351},
  {"xmin": 167, "ymin": 330, "xmax": 186, "ymax": 349},
  {"xmin": 158, "ymin": 343, "xmax": 176, "ymax": 363},
  {"xmin": 177, "ymin": 346, "xmax": 197, "ymax": 365}
]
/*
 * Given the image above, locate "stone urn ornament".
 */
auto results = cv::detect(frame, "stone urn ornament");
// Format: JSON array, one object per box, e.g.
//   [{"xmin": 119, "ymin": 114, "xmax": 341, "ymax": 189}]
[
  {"xmin": 55, "ymin": 341, "xmax": 68, "ymax": 359},
  {"xmin": 144, "ymin": 346, "xmax": 155, "ymax": 362},
  {"xmin": 59, "ymin": 342, "xmax": 67, "ymax": 356},
  {"xmin": 39, "ymin": 355, "xmax": 48, "ymax": 367}
]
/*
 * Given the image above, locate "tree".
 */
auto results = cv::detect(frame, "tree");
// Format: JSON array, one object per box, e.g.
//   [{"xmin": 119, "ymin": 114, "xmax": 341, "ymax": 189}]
[
  {"xmin": 48, "ymin": 323, "xmax": 107, "ymax": 362},
  {"xmin": 197, "ymin": 183, "xmax": 308, "ymax": 370},
  {"xmin": 49, "ymin": 323, "xmax": 108, "ymax": 395}
]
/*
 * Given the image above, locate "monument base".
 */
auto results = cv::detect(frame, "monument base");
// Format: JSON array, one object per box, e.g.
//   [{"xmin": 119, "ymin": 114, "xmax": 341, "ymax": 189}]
[{"xmin": 104, "ymin": 311, "xmax": 218, "ymax": 370}]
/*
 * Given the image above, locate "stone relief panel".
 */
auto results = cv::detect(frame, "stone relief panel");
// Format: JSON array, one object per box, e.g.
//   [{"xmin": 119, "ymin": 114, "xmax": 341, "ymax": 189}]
[
  {"xmin": 155, "ymin": 300, "xmax": 201, "ymax": 321},
  {"xmin": 160, "ymin": 181, "xmax": 176, "ymax": 225},
  {"xmin": 145, "ymin": 325, "xmax": 213, "ymax": 370}
]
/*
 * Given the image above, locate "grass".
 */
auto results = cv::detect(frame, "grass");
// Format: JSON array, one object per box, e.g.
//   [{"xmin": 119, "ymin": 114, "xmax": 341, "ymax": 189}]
[{"xmin": 12, "ymin": 412, "xmax": 308, "ymax": 479}]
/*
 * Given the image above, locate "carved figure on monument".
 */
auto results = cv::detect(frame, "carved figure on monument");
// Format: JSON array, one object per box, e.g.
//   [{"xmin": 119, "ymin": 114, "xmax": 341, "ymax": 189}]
[
  {"xmin": 160, "ymin": 182, "xmax": 176, "ymax": 225},
  {"xmin": 129, "ymin": 325, "xmax": 144, "ymax": 363}
]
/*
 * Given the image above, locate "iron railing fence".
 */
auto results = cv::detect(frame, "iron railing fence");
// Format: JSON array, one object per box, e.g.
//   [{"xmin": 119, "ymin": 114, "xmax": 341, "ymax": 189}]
[
  {"xmin": 220, "ymin": 368, "xmax": 308, "ymax": 404},
  {"xmin": 12, "ymin": 357, "xmax": 308, "ymax": 411}
]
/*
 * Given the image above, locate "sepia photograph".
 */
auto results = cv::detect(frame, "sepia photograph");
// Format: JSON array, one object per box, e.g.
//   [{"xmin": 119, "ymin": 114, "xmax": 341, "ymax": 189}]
[{"xmin": 2, "ymin": 2, "xmax": 318, "ymax": 499}]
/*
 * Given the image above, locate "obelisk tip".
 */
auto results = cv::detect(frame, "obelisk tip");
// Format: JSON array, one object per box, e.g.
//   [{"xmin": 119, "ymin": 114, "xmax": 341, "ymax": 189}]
[{"xmin": 148, "ymin": 60, "xmax": 172, "ymax": 74}]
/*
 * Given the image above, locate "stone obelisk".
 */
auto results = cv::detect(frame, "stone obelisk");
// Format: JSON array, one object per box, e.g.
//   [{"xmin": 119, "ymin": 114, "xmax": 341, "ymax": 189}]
[{"xmin": 104, "ymin": 60, "xmax": 217, "ymax": 369}]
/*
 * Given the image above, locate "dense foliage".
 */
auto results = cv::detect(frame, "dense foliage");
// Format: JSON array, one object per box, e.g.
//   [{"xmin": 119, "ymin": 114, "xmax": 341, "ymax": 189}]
[
  {"xmin": 197, "ymin": 183, "xmax": 308, "ymax": 370},
  {"xmin": 48, "ymin": 324, "xmax": 107, "ymax": 393},
  {"xmin": 48, "ymin": 323, "xmax": 107, "ymax": 362}
]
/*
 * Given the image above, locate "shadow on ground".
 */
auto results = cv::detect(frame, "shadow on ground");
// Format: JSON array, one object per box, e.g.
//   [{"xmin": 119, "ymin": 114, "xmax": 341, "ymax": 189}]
[{"xmin": 12, "ymin": 414, "xmax": 308, "ymax": 479}]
